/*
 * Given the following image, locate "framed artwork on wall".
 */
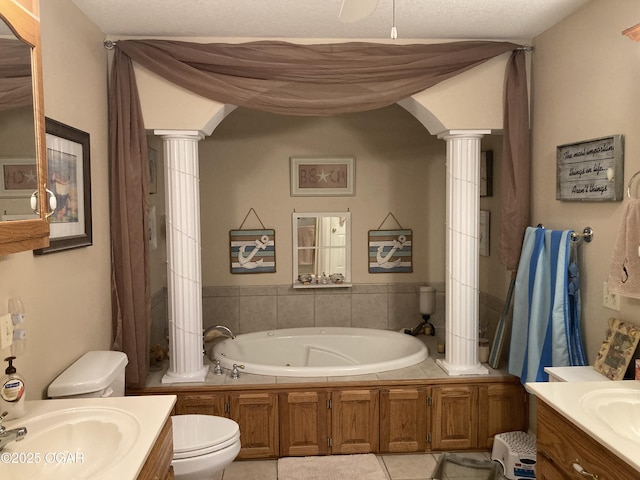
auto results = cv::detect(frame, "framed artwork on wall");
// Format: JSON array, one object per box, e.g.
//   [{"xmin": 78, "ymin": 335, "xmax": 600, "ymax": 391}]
[
  {"xmin": 368, "ymin": 229, "xmax": 413, "ymax": 273},
  {"xmin": 34, "ymin": 118, "xmax": 92, "ymax": 255},
  {"xmin": 229, "ymin": 228, "xmax": 276, "ymax": 274},
  {"xmin": 290, "ymin": 156, "xmax": 355, "ymax": 196},
  {"xmin": 0, "ymin": 158, "xmax": 37, "ymax": 197},
  {"xmin": 480, "ymin": 150, "xmax": 493, "ymax": 197}
]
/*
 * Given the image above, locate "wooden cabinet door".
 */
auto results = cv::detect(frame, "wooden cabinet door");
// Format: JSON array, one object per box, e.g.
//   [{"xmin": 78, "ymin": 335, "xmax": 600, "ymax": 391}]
[
  {"xmin": 279, "ymin": 390, "xmax": 329, "ymax": 457},
  {"xmin": 175, "ymin": 393, "xmax": 226, "ymax": 416},
  {"xmin": 380, "ymin": 387, "xmax": 427, "ymax": 453},
  {"xmin": 331, "ymin": 389, "xmax": 379, "ymax": 454},
  {"xmin": 477, "ymin": 382, "xmax": 527, "ymax": 449},
  {"xmin": 229, "ymin": 392, "xmax": 279, "ymax": 459},
  {"xmin": 431, "ymin": 385, "xmax": 477, "ymax": 450}
]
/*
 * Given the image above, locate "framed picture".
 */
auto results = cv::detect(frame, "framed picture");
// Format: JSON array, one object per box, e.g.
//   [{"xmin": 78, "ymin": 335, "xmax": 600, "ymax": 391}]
[
  {"xmin": 479, "ymin": 210, "xmax": 490, "ymax": 257},
  {"xmin": 0, "ymin": 158, "xmax": 38, "ymax": 197},
  {"xmin": 556, "ymin": 134, "xmax": 624, "ymax": 201},
  {"xmin": 480, "ymin": 150, "xmax": 493, "ymax": 197},
  {"xmin": 290, "ymin": 156, "xmax": 355, "ymax": 196},
  {"xmin": 368, "ymin": 229, "xmax": 413, "ymax": 273},
  {"xmin": 148, "ymin": 146, "xmax": 158, "ymax": 194},
  {"xmin": 34, "ymin": 118, "xmax": 92, "ymax": 255},
  {"xmin": 593, "ymin": 318, "xmax": 640, "ymax": 380},
  {"xmin": 229, "ymin": 229, "xmax": 276, "ymax": 273}
]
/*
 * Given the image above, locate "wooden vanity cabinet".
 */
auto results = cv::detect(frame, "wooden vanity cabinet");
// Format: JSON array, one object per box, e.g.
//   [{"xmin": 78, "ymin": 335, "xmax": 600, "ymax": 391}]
[
  {"xmin": 279, "ymin": 388, "xmax": 379, "ymax": 456},
  {"xmin": 137, "ymin": 416, "xmax": 174, "ymax": 480},
  {"xmin": 379, "ymin": 387, "xmax": 428, "ymax": 453},
  {"xmin": 176, "ymin": 391, "xmax": 278, "ymax": 459},
  {"xmin": 537, "ymin": 400, "xmax": 638, "ymax": 480},
  {"xmin": 477, "ymin": 382, "xmax": 528, "ymax": 449}
]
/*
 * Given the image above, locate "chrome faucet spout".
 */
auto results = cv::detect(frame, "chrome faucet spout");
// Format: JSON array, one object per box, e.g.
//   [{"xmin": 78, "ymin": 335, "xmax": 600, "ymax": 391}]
[
  {"xmin": 203, "ymin": 325, "xmax": 236, "ymax": 342},
  {"xmin": 0, "ymin": 413, "xmax": 27, "ymax": 451}
]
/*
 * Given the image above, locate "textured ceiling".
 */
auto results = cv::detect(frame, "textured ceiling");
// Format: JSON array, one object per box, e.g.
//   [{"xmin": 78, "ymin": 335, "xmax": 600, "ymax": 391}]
[{"xmin": 70, "ymin": 0, "xmax": 590, "ymax": 40}]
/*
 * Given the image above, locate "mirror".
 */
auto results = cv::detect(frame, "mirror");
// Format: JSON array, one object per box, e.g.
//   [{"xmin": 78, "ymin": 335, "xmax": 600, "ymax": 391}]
[
  {"xmin": 0, "ymin": 29, "xmax": 37, "ymax": 222},
  {"xmin": 0, "ymin": 0, "xmax": 49, "ymax": 254},
  {"xmin": 292, "ymin": 212, "xmax": 351, "ymax": 288}
]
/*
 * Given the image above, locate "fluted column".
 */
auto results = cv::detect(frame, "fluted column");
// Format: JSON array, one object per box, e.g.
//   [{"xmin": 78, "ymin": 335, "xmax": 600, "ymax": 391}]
[
  {"xmin": 437, "ymin": 130, "xmax": 489, "ymax": 375},
  {"xmin": 155, "ymin": 129, "xmax": 209, "ymax": 383}
]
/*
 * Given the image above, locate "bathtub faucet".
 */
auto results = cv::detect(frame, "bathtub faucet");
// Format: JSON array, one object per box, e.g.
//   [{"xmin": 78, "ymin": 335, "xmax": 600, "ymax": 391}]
[
  {"xmin": 0, "ymin": 411, "xmax": 27, "ymax": 451},
  {"xmin": 204, "ymin": 325, "xmax": 236, "ymax": 342}
]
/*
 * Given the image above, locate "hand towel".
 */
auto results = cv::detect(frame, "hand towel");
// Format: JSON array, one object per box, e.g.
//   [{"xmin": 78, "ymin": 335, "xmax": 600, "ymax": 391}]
[{"xmin": 608, "ymin": 199, "xmax": 640, "ymax": 299}]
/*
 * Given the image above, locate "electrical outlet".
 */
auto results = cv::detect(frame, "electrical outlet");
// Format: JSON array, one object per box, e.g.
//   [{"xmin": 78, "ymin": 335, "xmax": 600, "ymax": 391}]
[
  {"xmin": 0, "ymin": 313, "xmax": 13, "ymax": 350},
  {"xmin": 603, "ymin": 282, "xmax": 620, "ymax": 311}
]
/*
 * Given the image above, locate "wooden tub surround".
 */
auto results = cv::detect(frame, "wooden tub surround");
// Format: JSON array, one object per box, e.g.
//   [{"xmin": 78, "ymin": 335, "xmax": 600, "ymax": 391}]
[{"xmin": 129, "ymin": 341, "xmax": 527, "ymax": 460}]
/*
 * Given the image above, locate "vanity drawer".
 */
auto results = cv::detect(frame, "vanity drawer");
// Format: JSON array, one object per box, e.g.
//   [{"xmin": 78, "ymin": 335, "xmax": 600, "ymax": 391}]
[{"xmin": 537, "ymin": 400, "xmax": 638, "ymax": 480}]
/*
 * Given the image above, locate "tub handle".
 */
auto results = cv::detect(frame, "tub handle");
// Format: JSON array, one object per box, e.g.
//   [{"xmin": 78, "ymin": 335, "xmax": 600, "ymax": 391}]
[{"xmin": 231, "ymin": 364, "xmax": 245, "ymax": 380}]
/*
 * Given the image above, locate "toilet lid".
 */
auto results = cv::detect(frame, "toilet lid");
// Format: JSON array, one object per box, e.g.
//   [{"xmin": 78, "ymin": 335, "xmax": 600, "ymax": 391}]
[{"xmin": 172, "ymin": 415, "xmax": 240, "ymax": 457}]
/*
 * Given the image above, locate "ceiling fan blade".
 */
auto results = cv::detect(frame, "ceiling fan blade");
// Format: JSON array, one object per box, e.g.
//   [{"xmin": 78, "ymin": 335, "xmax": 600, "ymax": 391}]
[{"xmin": 339, "ymin": 0, "xmax": 379, "ymax": 23}]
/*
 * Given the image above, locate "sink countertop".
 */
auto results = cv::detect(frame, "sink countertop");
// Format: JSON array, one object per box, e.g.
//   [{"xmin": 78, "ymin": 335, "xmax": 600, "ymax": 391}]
[
  {"xmin": 1, "ymin": 395, "xmax": 176, "ymax": 480},
  {"xmin": 527, "ymin": 380, "xmax": 640, "ymax": 473}
]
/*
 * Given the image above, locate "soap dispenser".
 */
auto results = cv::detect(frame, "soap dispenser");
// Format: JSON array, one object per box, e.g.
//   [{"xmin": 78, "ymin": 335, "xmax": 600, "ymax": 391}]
[{"xmin": 0, "ymin": 356, "xmax": 25, "ymax": 419}]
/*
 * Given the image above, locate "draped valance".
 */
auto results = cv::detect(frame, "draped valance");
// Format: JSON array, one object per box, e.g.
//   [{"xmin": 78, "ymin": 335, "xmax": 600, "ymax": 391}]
[{"xmin": 108, "ymin": 40, "xmax": 530, "ymax": 385}]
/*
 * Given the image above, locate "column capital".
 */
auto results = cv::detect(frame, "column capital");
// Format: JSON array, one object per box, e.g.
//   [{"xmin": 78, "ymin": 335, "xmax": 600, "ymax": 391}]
[
  {"xmin": 437, "ymin": 129, "xmax": 491, "ymax": 140},
  {"xmin": 154, "ymin": 129, "xmax": 206, "ymax": 140}
]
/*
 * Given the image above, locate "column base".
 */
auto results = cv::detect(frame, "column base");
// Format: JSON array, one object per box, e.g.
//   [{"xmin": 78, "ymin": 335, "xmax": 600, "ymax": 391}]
[
  {"xmin": 436, "ymin": 358, "xmax": 489, "ymax": 376},
  {"xmin": 161, "ymin": 364, "xmax": 209, "ymax": 384}
]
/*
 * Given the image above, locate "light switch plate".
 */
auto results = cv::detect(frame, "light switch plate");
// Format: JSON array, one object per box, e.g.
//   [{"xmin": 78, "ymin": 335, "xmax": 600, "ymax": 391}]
[{"xmin": 0, "ymin": 313, "xmax": 13, "ymax": 350}]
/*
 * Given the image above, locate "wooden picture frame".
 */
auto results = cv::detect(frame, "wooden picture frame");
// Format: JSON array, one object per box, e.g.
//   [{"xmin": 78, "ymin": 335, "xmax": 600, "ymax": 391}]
[
  {"xmin": 229, "ymin": 229, "xmax": 276, "ymax": 274},
  {"xmin": 593, "ymin": 318, "xmax": 640, "ymax": 380},
  {"xmin": 0, "ymin": 158, "xmax": 37, "ymax": 197},
  {"xmin": 290, "ymin": 156, "xmax": 355, "ymax": 196},
  {"xmin": 34, "ymin": 118, "xmax": 92, "ymax": 254},
  {"xmin": 480, "ymin": 150, "xmax": 493, "ymax": 197},
  {"xmin": 368, "ymin": 229, "xmax": 413, "ymax": 273},
  {"xmin": 556, "ymin": 134, "xmax": 624, "ymax": 201}
]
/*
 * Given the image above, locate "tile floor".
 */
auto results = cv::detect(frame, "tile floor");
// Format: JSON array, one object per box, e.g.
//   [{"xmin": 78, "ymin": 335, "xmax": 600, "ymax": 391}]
[{"xmin": 213, "ymin": 452, "xmax": 509, "ymax": 479}]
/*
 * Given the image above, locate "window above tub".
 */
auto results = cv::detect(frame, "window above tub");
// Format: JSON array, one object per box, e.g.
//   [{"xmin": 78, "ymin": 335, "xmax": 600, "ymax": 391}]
[{"xmin": 292, "ymin": 212, "xmax": 351, "ymax": 288}]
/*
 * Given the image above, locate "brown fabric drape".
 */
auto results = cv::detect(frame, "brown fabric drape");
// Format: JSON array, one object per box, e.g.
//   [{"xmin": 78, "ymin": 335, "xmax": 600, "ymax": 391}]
[
  {"xmin": 109, "ymin": 40, "xmax": 530, "ymax": 386},
  {"xmin": 500, "ymin": 50, "xmax": 531, "ymax": 271},
  {"xmin": 117, "ymin": 40, "xmax": 518, "ymax": 116},
  {"xmin": 109, "ymin": 47, "xmax": 150, "ymax": 387},
  {"xmin": 0, "ymin": 38, "xmax": 33, "ymax": 111}
]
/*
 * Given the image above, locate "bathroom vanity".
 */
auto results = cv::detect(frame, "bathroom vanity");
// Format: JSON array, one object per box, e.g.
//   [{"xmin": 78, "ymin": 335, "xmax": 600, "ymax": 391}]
[
  {"xmin": 528, "ymin": 381, "xmax": 640, "ymax": 479},
  {"xmin": 0, "ymin": 395, "xmax": 176, "ymax": 479}
]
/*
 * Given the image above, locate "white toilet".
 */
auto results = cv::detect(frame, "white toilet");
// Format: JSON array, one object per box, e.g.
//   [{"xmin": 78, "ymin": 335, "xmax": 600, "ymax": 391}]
[{"xmin": 47, "ymin": 351, "xmax": 241, "ymax": 480}]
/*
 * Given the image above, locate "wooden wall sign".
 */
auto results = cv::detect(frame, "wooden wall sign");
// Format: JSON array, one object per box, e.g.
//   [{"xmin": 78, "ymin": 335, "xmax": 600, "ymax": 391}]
[{"xmin": 556, "ymin": 134, "xmax": 624, "ymax": 201}]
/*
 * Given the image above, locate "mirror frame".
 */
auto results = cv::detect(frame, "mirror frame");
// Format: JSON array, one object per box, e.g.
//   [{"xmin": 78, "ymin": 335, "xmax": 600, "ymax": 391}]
[
  {"xmin": 292, "ymin": 211, "xmax": 352, "ymax": 288},
  {"xmin": 0, "ymin": 0, "xmax": 49, "ymax": 255}
]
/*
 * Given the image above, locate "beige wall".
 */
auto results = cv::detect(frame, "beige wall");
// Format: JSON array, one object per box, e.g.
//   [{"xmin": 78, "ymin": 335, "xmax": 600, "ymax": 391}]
[
  {"xmin": 531, "ymin": 0, "xmax": 640, "ymax": 362},
  {"xmin": 197, "ymin": 105, "xmax": 448, "ymax": 286},
  {"xmin": 0, "ymin": 0, "xmax": 111, "ymax": 399}
]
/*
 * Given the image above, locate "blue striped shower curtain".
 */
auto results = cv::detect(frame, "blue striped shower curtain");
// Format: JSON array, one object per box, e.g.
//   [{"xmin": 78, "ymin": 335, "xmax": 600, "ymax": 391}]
[{"xmin": 508, "ymin": 226, "xmax": 587, "ymax": 384}]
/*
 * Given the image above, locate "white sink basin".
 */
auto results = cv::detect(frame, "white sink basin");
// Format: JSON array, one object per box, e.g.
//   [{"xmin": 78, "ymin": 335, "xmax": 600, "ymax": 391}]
[
  {"xmin": 0, "ymin": 406, "xmax": 140, "ymax": 479},
  {"xmin": 580, "ymin": 388, "xmax": 640, "ymax": 444}
]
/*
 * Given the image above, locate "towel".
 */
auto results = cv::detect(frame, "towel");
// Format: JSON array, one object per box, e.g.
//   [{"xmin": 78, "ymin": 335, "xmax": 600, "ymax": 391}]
[
  {"xmin": 509, "ymin": 226, "xmax": 587, "ymax": 384},
  {"xmin": 608, "ymin": 199, "xmax": 640, "ymax": 299},
  {"xmin": 297, "ymin": 225, "xmax": 316, "ymax": 265}
]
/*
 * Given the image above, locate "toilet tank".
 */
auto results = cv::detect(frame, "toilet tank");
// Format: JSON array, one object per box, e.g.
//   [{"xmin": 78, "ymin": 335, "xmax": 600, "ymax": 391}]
[{"xmin": 47, "ymin": 351, "xmax": 129, "ymax": 399}]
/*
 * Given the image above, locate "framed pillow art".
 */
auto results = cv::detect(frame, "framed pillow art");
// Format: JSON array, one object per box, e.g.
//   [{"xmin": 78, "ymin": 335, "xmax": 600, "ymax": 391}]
[{"xmin": 593, "ymin": 318, "xmax": 640, "ymax": 380}]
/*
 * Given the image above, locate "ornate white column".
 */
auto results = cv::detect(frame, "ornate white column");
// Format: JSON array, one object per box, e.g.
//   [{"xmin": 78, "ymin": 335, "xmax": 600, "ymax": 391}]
[
  {"xmin": 437, "ymin": 130, "xmax": 490, "ymax": 376},
  {"xmin": 155, "ymin": 129, "xmax": 209, "ymax": 383}
]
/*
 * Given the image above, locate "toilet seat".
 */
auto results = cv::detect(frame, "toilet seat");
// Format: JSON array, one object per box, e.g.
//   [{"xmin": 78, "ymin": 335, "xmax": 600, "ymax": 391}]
[{"xmin": 172, "ymin": 414, "xmax": 240, "ymax": 460}]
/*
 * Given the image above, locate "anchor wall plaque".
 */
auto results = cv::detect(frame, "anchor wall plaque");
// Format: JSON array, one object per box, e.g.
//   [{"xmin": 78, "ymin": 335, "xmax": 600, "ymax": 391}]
[
  {"xmin": 229, "ymin": 208, "xmax": 276, "ymax": 274},
  {"xmin": 368, "ymin": 212, "xmax": 413, "ymax": 273}
]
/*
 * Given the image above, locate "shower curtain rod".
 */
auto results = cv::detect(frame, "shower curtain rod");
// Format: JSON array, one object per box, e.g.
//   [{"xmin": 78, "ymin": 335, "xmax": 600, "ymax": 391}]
[{"xmin": 102, "ymin": 39, "xmax": 534, "ymax": 52}]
